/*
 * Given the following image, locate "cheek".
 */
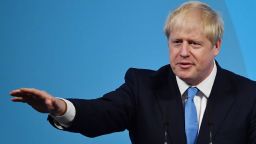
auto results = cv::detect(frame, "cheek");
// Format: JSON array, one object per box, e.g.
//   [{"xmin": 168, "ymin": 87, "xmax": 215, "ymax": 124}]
[
  {"xmin": 194, "ymin": 52, "xmax": 215, "ymax": 69},
  {"xmin": 169, "ymin": 48, "xmax": 178, "ymax": 60}
]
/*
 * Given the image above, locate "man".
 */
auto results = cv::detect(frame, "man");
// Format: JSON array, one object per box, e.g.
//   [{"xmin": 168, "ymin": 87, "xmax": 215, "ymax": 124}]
[{"xmin": 10, "ymin": 1, "xmax": 256, "ymax": 144}]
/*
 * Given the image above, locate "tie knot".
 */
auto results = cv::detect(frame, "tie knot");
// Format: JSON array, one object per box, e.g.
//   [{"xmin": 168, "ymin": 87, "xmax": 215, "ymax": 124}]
[{"xmin": 187, "ymin": 87, "xmax": 198, "ymax": 99}]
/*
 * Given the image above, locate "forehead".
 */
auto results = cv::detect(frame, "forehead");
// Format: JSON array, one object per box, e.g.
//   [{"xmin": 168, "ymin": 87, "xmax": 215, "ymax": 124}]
[{"xmin": 170, "ymin": 25, "xmax": 206, "ymax": 41}]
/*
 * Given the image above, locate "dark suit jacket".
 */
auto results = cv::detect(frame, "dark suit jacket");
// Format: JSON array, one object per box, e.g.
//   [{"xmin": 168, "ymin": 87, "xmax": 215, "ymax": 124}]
[{"xmin": 49, "ymin": 64, "xmax": 256, "ymax": 144}]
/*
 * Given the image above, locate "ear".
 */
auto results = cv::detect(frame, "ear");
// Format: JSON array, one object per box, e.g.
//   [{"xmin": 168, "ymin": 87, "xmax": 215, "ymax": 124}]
[{"xmin": 213, "ymin": 39, "xmax": 221, "ymax": 56}]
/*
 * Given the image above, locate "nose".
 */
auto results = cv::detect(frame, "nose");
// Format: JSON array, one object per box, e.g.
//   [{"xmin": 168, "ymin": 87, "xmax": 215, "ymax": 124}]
[{"xmin": 180, "ymin": 42, "xmax": 189, "ymax": 57}]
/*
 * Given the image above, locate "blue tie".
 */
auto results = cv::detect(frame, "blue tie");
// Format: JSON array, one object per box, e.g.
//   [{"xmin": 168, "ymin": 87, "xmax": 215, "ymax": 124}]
[{"xmin": 185, "ymin": 87, "xmax": 199, "ymax": 144}]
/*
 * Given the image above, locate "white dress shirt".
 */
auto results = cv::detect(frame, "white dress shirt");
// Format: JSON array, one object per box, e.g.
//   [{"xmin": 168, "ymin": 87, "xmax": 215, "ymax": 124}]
[
  {"xmin": 176, "ymin": 62, "xmax": 217, "ymax": 129},
  {"xmin": 51, "ymin": 62, "xmax": 217, "ymax": 129}
]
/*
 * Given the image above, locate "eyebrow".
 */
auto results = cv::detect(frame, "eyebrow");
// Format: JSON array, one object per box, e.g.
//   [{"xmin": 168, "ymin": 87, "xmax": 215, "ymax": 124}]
[{"xmin": 170, "ymin": 38, "xmax": 204, "ymax": 44}]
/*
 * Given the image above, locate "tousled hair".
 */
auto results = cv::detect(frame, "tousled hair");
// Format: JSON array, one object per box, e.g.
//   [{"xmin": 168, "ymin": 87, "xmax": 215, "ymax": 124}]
[{"xmin": 164, "ymin": 1, "xmax": 224, "ymax": 45}]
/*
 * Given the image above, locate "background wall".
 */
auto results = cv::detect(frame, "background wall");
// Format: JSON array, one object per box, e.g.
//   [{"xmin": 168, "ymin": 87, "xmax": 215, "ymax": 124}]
[{"xmin": 1, "ymin": 0, "xmax": 255, "ymax": 143}]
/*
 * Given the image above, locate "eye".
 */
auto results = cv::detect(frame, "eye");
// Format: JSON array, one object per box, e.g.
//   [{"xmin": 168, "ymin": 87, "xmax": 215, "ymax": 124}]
[
  {"xmin": 171, "ymin": 39, "xmax": 183, "ymax": 47},
  {"xmin": 188, "ymin": 40, "xmax": 201, "ymax": 48},
  {"xmin": 174, "ymin": 39, "xmax": 182, "ymax": 43}
]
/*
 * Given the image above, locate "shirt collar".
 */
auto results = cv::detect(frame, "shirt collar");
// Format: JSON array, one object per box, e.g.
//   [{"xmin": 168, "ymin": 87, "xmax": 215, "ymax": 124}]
[{"xmin": 176, "ymin": 61, "xmax": 217, "ymax": 98}]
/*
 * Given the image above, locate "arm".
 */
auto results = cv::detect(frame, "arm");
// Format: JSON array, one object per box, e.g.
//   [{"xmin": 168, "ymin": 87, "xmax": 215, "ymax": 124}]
[
  {"xmin": 10, "ymin": 68, "xmax": 138, "ymax": 138},
  {"xmin": 55, "ymin": 69, "xmax": 138, "ymax": 137},
  {"xmin": 249, "ymin": 97, "xmax": 256, "ymax": 144}
]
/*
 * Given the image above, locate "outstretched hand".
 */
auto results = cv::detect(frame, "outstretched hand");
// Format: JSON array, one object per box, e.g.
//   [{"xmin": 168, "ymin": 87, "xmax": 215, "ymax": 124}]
[{"xmin": 10, "ymin": 88, "xmax": 67, "ymax": 116}]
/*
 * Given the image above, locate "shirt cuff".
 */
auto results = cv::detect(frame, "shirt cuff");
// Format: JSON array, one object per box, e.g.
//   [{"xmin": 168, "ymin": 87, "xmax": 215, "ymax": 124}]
[{"xmin": 49, "ymin": 98, "xmax": 76, "ymax": 129}]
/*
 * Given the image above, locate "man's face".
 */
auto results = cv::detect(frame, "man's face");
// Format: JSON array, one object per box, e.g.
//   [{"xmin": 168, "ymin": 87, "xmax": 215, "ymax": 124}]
[{"xmin": 168, "ymin": 20, "xmax": 221, "ymax": 85}]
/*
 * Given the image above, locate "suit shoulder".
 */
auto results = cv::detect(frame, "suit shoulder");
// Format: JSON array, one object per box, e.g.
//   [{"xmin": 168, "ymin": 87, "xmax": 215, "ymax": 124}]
[
  {"xmin": 126, "ymin": 67, "xmax": 156, "ymax": 76},
  {"xmin": 125, "ymin": 64, "xmax": 172, "ymax": 79},
  {"xmin": 221, "ymin": 68, "xmax": 256, "ymax": 88}
]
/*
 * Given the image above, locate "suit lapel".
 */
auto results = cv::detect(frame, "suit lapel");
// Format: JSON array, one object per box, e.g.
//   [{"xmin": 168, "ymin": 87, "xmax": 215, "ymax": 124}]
[
  {"xmin": 197, "ymin": 65, "xmax": 235, "ymax": 143},
  {"xmin": 166, "ymin": 81, "xmax": 187, "ymax": 144},
  {"xmin": 153, "ymin": 65, "xmax": 186, "ymax": 144}
]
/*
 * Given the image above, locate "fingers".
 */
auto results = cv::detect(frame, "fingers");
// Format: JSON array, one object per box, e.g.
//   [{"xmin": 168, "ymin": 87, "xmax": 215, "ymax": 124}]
[
  {"xmin": 10, "ymin": 88, "xmax": 50, "ymax": 99},
  {"xmin": 9, "ymin": 89, "xmax": 22, "ymax": 96},
  {"xmin": 9, "ymin": 88, "xmax": 52, "ymax": 104},
  {"xmin": 9, "ymin": 88, "xmax": 56, "ymax": 113},
  {"xmin": 11, "ymin": 97, "xmax": 26, "ymax": 102},
  {"xmin": 10, "ymin": 88, "xmax": 45, "ymax": 96}
]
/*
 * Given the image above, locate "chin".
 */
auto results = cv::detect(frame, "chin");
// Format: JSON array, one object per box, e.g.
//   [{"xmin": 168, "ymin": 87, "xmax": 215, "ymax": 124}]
[
  {"xmin": 177, "ymin": 73, "xmax": 190, "ymax": 80},
  {"xmin": 175, "ymin": 70, "xmax": 191, "ymax": 78},
  {"xmin": 178, "ymin": 75, "xmax": 191, "ymax": 80},
  {"xmin": 176, "ymin": 72, "xmax": 195, "ymax": 83}
]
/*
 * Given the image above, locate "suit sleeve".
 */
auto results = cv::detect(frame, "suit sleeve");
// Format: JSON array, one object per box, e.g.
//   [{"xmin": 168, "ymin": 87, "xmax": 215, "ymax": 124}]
[
  {"xmin": 249, "ymin": 95, "xmax": 256, "ymax": 144},
  {"xmin": 48, "ymin": 68, "xmax": 138, "ymax": 138}
]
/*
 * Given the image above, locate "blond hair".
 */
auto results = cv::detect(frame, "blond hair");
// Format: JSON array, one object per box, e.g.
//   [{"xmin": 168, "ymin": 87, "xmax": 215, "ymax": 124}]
[{"xmin": 164, "ymin": 1, "xmax": 224, "ymax": 45}]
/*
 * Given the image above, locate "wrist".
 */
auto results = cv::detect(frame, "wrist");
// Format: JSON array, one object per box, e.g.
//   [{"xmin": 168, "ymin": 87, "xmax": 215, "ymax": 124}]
[{"xmin": 51, "ymin": 98, "xmax": 67, "ymax": 116}]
